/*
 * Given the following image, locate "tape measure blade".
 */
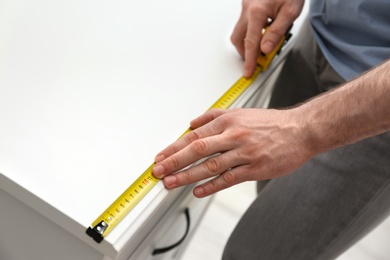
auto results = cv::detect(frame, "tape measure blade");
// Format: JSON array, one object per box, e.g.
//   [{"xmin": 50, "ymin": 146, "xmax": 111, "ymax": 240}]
[
  {"xmin": 86, "ymin": 67, "xmax": 263, "ymax": 243},
  {"xmin": 210, "ymin": 66, "xmax": 263, "ymax": 110},
  {"xmin": 87, "ymin": 164, "xmax": 159, "ymax": 242},
  {"xmin": 86, "ymin": 26, "xmax": 291, "ymax": 242}
]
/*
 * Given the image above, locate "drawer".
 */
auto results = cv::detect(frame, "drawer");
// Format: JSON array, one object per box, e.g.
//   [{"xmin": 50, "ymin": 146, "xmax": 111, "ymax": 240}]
[{"xmin": 128, "ymin": 188, "xmax": 213, "ymax": 260}]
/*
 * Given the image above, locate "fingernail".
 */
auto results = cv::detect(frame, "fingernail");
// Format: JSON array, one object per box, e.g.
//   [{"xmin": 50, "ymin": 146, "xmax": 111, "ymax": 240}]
[
  {"xmin": 152, "ymin": 164, "xmax": 165, "ymax": 178},
  {"xmin": 194, "ymin": 186, "xmax": 205, "ymax": 197},
  {"xmin": 164, "ymin": 175, "xmax": 177, "ymax": 188},
  {"xmin": 155, "ymin": 154, "xmax": 165, "ymax": 163}
]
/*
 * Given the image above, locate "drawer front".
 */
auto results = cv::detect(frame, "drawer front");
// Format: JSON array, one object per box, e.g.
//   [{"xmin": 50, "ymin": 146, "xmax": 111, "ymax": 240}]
[{"xmin": 128, "ymin": 191, "xmax": 213, "ymax": 260}]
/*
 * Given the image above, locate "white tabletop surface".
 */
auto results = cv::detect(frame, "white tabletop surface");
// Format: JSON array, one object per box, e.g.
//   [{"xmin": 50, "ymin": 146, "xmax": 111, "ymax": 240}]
[
  {"xmin": 0, "ymin": 0, "xmax": 248, "ymax": 256},
  {"xmin": 0, "ymin": 0, "xmax": 307, "ymax": 257}
]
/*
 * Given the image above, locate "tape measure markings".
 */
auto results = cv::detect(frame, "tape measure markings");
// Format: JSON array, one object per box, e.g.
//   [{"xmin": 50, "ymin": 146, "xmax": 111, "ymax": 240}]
[{"xmin": 86, "ymin": 28, "xmax": 291, "ymax": 244}]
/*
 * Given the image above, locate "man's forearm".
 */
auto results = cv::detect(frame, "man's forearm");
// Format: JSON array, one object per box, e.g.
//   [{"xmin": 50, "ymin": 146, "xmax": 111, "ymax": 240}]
[{"xmin": 295, "ymin": 59, "xmax": 390, "ymax": 154}]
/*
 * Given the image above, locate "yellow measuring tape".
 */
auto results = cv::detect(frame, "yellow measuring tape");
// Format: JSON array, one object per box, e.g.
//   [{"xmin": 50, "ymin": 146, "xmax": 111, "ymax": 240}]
[{"xmin": 86, "ymin": 28, "xmax": 291, "ymax": 243}]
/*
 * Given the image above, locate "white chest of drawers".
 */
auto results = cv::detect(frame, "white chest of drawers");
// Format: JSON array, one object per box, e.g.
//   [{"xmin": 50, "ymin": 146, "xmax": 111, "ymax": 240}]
[{"xmin": 0, "ymin": 0, "xmax": 306, "ymax": 259}]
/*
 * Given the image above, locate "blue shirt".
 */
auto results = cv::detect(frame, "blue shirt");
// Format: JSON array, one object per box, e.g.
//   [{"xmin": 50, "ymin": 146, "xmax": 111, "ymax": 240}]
[{"xmin": 310, "ymin": 0, "xmax": 390, "ymax": 80}]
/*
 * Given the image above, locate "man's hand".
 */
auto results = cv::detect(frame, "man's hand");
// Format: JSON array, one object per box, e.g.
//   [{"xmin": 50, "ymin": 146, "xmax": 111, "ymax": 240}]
[
  {"xmin": 152, "ymin": 56, "xmax": 390, "ymax": 199},
  {"xmin": 231, "ymin": 0, "xmax": 304, "ymax": 77},
  {"xmin": 152, "ymin": 108, "xmax": 314, "ymax": 198}
]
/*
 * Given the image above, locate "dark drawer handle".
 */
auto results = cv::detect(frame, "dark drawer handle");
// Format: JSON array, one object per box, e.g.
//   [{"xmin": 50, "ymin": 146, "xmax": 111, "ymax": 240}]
[{"xmin": 152, "ymin": 208, "xmax": 191, "ymax": 255}]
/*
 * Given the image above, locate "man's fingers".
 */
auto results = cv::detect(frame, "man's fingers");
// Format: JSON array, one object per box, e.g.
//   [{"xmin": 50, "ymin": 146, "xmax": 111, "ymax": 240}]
[
  {"xmin": 261, "ymin": 17, "xmax": 291, "ymax": 54},
  {"xmin": 244, "ymin": 7, "xmax": 268, "ymax": 77},
  {"xmin": 154, "ymin": 109, "xmax": 225, "ymax": 164},
  {"xmin": 193, "ymin": 165, "xmax": 249, "ymax": 197},
  {"xmin": 162, "ymin": 149, "xmax": 243, "ymax": 189},
  {"xmin": 153, "ymin": 132, "xmax": 231, "ymax": 178},
  {"xmin": 230, "ymin": 14, "xmax": 248, "ymax": 59},
  {"xmin": 261, "ymin": 3, "xmax": 302, "ymax": 54},
  {"xmin": 190, "ymin": 109, "xmax": 226, "ymax": 129}
]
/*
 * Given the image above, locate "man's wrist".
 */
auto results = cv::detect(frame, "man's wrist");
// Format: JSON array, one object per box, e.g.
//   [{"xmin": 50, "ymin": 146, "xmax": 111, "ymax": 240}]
[{"xmin": 289, "ymin": 105, "xmax": 325, "ymax": 157}]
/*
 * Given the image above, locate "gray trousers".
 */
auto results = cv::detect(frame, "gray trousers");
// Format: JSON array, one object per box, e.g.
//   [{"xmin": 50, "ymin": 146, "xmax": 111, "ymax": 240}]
[{"xmin": 222, "ymin": 18, "xmax": 390, "ymax": 260}]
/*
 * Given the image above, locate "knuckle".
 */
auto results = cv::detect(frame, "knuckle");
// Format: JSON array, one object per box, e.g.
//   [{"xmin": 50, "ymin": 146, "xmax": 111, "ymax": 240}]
[
  {"xmin": 222, "ymin": 171, "xmax": 236, "ymax": 186},
  {"xmin": 268, "ymin": 28, "xmax": 285, "ymax": 39},
  {"xmin": 169, "ymin": 156, "xmax": 180, "ymax": 169},
  {"xmin": 236, "ymin": 145, "xmax": 256, "ymax": 162},
  {"xmin": 244, "ymin": 37, "xmax": 258, "ymax": 50},
  {"xmin": 218, "ymin": 114, "xmax": 234, "ymax": 127},
  {"xmin": 283, "ymin": 6, "xmax": 301, "ymax": 20},
  {"xmin": 248, "ymin": 4, "xmax": 264, "ymax": 17},
  {"xmin": 184, "ymin": 131, "xmax": 201, "ymax": 145},
  {"xmin": 180, "ymin": 169, "xmax": 192, "ymax": 183},
  {"xmin": 170, "ymin": 144, "xmax": 180, "ymax": 154},
  {"xmin": 204, "ymin": 157, "xmax": 221, "ymax": 174},
  {"xmin": 192, "ymin": 139, "xmax": 208, "ymax": 155},
  {"xmin": 207, "ymin": 179, "xmax": 219, "ymax": 193},
  {"xmin": 229, "ymin": 128, "xmax": 250, "ymax": 141},
  {"xmin": 230, "ymin": 34, "xmax": 240, "ymax": 46}
]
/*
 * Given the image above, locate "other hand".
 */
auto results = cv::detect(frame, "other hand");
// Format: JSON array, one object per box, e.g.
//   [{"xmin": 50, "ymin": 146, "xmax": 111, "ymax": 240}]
[{"xmin": 231, "ymin": 0, "xmax": 304, "ymax": 77}]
